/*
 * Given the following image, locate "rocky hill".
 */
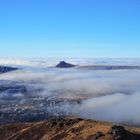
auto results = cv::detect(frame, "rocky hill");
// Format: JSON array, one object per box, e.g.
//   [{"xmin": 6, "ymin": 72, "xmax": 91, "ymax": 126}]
[
  {"xmin": 56, "ymin": 61, "xmax": 76, "ymax": 68},
  {"xmin": 0, "ymin": 66, "xmax": 18, "ymax": 74},
  {"xmin": 1, "ymin": 117, "xmax": 140, "ymax": 140}
]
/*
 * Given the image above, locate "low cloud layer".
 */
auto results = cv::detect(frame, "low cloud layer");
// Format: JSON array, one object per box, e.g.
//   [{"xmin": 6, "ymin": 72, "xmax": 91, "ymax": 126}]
[
  {"xmin": 1, "ymin": 58, "xmax": 140, "ymax": 67},
  {"xmin": 1, "ymin": 59, "xmax": 140, "ymax": 125}
]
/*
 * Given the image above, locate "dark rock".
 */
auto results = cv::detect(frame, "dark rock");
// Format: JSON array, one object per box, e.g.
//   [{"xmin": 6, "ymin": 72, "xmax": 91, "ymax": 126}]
[
  {"xmin": 56, "ymin": 61, "xmax": 76, "ymax": 68},
  {"xmin": 111, "ymin": 125, "xmax": 140, "ymax": 140},
  {"xmin": 92, "ymin": 132, "xmax": 105, "ymax": 140}
]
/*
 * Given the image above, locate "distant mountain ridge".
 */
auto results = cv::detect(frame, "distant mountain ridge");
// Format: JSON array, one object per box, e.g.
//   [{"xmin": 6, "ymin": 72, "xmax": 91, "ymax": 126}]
[
  {"xmin": 55, "ymin": 61, "xmax": 140, "ymax": 70},
  {"xmin": 78, "ymin": 65, "xmax": 140, "ymax": 70},
  {"xmin": 0, "ymin": 66, "xmax": 18, "ymax": 74}
]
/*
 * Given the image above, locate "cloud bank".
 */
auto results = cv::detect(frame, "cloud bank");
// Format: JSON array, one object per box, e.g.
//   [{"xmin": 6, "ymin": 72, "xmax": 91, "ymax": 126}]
[{"xmin": 1, "ymin": 59, "xmax": 140, "ymax": 125}]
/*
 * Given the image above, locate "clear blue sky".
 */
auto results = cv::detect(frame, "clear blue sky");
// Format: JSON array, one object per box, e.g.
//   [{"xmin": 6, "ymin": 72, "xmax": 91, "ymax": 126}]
[{"xmin": 0, "ymin": 0, "xmax": 140, "ymax": 58}]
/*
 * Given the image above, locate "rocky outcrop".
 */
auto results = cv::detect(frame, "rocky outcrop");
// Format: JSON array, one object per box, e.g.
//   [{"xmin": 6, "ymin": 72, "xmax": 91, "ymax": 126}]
[{"xmin": 110, "ymin": 125, "xmax": 140, "ymax": 140}]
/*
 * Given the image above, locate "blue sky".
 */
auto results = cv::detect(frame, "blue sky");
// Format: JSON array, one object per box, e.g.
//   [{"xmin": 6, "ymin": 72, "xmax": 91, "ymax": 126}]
[{"xmin": 0, "ymin": 0, "xmax": 140, "ymax": 58}]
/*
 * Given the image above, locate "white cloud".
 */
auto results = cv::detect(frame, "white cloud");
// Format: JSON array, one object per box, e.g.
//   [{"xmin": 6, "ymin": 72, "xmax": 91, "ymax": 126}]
[{"xmin": 1, "ymin": 58, "xmax": 140, "ymax": 125}]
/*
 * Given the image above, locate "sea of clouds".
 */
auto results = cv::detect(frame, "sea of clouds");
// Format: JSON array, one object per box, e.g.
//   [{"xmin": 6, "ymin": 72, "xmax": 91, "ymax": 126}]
[
  {"xmin": 0, "ymin": 58, "xmax": 140, "ymax": 125},
  {"xmin": 1, "ymin": 57, "xmax": 140, "ymax": 67}
]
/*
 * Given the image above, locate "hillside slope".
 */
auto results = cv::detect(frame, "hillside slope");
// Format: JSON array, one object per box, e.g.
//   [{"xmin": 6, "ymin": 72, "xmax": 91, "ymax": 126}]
[{"xmin": 1, "ymin": 117, "xmax": 140, "ymax": 140}]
